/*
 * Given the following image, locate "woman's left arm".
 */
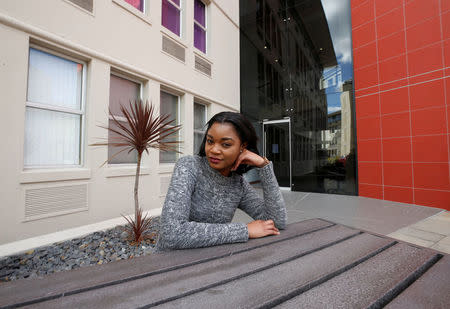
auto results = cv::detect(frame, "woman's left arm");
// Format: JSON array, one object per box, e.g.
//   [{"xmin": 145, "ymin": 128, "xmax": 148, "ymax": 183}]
[{"xmin": 234, "ymin": 152, "xmax": 287, "ymax": 229}]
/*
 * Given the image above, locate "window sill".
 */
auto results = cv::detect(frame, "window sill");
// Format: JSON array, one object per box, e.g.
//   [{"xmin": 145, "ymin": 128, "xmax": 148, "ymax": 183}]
[
  {"xmin": 112, "ymin": 0, "xmax": 152, "ymax": 26},
  {"xmin": 158, "ymin": 163, "xmax": 175, "ymax": 174},
  {"xmin": 160, "ymin": 29, "xmax": 188, "ymax": 48},
  {"xmin": 20, "ymin": 168, "xmax": 91, "ymax": 184},
  {"xmin": 105, "ymin": 165, "xmax": 150, "ymax": 178},
  {"xmin": 193, "ymin": 49, "xmax": 212, "ymax": 64}
]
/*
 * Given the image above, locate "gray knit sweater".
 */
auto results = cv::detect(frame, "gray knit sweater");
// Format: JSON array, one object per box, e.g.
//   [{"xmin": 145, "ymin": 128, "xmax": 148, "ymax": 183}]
[{"xmin": 156, "ymin": 155, "xmax": 287, "ymax": 250}]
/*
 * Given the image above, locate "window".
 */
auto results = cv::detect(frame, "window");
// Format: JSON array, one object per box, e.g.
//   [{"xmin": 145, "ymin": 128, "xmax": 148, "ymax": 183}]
[
  {"xmin": 123, "ymin": 0, "xmax": 144, "ymax": 12},
  {"xmin": 24, "ymin": 47, "xmax": 85, "ymax": 167},
  {"xmin": 193, "ymin": 102, "xmax": 207, "ymax": 154},
  {"xmin": 159, "ymin": 91, "xmax": 179, "ymax": 163},
  {"xmin": 162, "ymin": 0, "xmax": 182, "ymax": 36},
  {"xmin": 194, "ymin": 0, "xmax": 207, "ymax": 53},
  {"xmin": 108, "ymin": 73, "xmax": 141, "ymax": 164}
]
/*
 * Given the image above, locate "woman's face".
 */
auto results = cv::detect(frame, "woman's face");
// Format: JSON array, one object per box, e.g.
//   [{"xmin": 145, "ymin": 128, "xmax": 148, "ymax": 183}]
[{"xmin": 205, "ymin": 122, "xmax": 245, "ymax": 176}]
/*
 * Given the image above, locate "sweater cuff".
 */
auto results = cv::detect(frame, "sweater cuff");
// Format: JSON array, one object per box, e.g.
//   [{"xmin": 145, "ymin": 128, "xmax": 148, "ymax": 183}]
[
  {"xmin": 230, "ymin": 222, "xmax": 249, "ymax": 242},
  {"xmin": 257, "ymin": 161, "xmax": 275, "ymax": 181}
]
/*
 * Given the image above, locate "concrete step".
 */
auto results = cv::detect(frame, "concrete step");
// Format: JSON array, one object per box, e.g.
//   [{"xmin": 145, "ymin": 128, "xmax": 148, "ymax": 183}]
[
  {"xmin": 155, "ymin": 233, "xmax": 394, "ymax": 308},
  {"xmin": 274, "ymin": 243, "xmax": 439, "ymax": 308},
  {"xmin": 385, "ymin": 255, "xmax": 450, "ymax": 309},
  {"xmin": 0, "ymin": 218, "xmax": 334, "ymax": 308},
  {"xmin": 24, "ymin": 224, "xmax": 359, "ymax": 308}
]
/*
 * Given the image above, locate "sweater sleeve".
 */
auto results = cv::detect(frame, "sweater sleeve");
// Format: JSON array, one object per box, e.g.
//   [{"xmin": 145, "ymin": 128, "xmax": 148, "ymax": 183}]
[
  {"xmin": 157, "ymin": 156, "xmax": 249, "ymax": 250},
  {"xmin": 238, "ymin": 162, "xmax": 287, "ymax": 229}
]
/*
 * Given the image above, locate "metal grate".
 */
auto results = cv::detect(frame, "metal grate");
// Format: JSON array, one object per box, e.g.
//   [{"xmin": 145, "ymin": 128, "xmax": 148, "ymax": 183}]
[
  {"xmin": 195, "ymin": 55, "xmax": 212, "ymax": 76},
  {"xmin": 67, "ymin": 0, "xmax": 93, "ymax": 12},
  {"xmin": 25, "ymin": 184, "xmax": 88, "ymax": 220},
  {"xmin": 162, "ymin": 36, "xmax": 185, "ymax": 62}
]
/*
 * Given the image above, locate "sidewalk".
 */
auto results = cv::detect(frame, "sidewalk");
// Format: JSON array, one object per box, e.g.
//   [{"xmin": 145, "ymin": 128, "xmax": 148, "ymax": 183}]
[{"xmin": 233, "ymin": 190, "xmax": 450, "ymax": 254}]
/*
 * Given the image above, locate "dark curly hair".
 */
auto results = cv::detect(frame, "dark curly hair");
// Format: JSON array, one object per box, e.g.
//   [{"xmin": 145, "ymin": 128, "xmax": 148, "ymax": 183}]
[{"xmin": 198, "ymin": 112, "xmax": 260, "ymax": 175}]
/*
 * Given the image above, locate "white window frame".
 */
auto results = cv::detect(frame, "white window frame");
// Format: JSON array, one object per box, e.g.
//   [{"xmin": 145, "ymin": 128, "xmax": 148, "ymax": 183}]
[
  {"xmin": 163, "ymin": 0, "xmax": 183, "ymax": 37},
  {"xmin": 193, "ymin": 102, "xmax": 207, "ymax": 153},
  {"xmin": 24, "ymin": 45, "xmax": 87, "ymax": 169},
  {"xmin": 159, "ymin": 90, "xmax": 181, "ymax": 164},
  {"xmin": 108, "ymin": 71, "xmax": 144, "ymax": 165},
  {"xmin": 193, "ymin": 0, "xmax": 207, "ymax": 54}
]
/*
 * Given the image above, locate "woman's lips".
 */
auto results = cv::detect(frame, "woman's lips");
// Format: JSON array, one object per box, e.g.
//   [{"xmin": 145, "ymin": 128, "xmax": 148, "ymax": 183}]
[{"xmin": 209, "ymin": 157, "xmax": 221, "ymax": 164}]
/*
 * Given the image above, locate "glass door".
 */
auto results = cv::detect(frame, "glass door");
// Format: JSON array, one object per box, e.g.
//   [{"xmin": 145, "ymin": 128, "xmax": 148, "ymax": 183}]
[{"xmin": 263, "ymin": 119, "xmax": 291, "ymax": 189}]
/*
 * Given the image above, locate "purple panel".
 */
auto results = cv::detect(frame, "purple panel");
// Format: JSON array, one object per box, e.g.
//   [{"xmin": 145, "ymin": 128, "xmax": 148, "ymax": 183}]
[
  {"xmin": 194, "ymin": 24, "xmax": 206, "ymax": 53},
  {"xmin": 194, "ymin": 0, "xmax": 205, "ymax": 26},
  {"xmin": 162, "ymin": 0, "xmax": 181, "ymax": 36},
  {"xmin": 171, "ymin": 0, "xmax": 180, "ymax": 5},
  {"xmin": 124, "ymin": 0, "xmax": 143, "ymax": 12}
]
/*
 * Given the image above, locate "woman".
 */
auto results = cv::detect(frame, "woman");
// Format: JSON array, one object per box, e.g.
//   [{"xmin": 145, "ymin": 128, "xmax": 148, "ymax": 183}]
[{"xmin": 157, "ymin": 112, "xmax": 287, "ymax": 250}]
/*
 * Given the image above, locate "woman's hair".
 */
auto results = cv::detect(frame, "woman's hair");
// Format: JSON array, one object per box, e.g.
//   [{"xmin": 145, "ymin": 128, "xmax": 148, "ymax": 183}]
[{"xmin": 198, "ymin": 112, "xmax": 259, "ymax": 175}]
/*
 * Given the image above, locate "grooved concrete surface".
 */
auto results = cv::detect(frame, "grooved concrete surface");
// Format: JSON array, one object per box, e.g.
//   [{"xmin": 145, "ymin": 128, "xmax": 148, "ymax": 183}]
[{"xmin": 1, "ymin": 219, "xmax": 449, "ymax": 308}]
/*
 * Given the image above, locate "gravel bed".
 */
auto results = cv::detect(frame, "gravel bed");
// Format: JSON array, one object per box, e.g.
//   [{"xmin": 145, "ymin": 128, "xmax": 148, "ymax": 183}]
[{"xmin": 0, "ymin": 217, "xmax": 160, "ymax": 283}]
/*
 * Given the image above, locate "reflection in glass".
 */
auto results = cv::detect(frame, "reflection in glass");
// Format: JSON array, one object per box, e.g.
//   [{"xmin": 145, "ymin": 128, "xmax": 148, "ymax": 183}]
[{"xmin": 240, "ymin": 0, "xmax": 357, "ymax": 195}]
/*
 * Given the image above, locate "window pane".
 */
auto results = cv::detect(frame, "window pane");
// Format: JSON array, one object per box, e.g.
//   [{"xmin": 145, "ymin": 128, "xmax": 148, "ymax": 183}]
[
  {"xmin": 24, "ymin": 107, "xmax": 81, "ymax": 166},
  {"xmin": 162, "ymin": 0, "xmax": 181, "ymax": 36},
  {"xmin": 109, "ymin": 74, "xmax": 140, "ymax": 116},
  {"xmin": 108, "ymin": 120, "xmax": 138, "ymax": 164},
  {"xmin": 124, "ymin": 0, "xmax": 144, "ymax": 12},
  {"xmin": 28, "ymin": 48, "xmax": 82, "ymax": 110},
  {"xmin": 160, "ymin": 91, "xmax": 178, "ymax": 122},
  {"xmin": 194, "ymin": 0, "xmax": 205, "ymax": 26},
  {"xmin": 194, "ymin": 103, "xmax": 206, "ymax": 130},
  {"xmin": 108, "ymin": 75, "xmax": 140, "ymax": 164},
  {"xmin": 171, "ymin": 0, "xmax": 180, "ymax": 6},
  {"xmin": 160, "ymin": 91, "xmax": 179, "ymax": 163},
  {"xmin": 194, "ymin": 24, "xmax": 206, "ymax": 53},
  {"xmin": 194, "ymin": 132, "xmax": 204, "ymax": 154}
]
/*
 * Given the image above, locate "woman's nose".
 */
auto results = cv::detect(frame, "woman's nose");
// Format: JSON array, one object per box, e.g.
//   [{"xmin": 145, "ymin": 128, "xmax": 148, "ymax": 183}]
[{"xmin": 210, "ymin": 144, "xmax": 220, "ymax": 154}]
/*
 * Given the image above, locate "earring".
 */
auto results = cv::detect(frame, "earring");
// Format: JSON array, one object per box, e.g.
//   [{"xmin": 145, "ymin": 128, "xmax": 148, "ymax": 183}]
[{"xmin": 240, "ymin": 149, "xmax": 243, "ymax": 153}]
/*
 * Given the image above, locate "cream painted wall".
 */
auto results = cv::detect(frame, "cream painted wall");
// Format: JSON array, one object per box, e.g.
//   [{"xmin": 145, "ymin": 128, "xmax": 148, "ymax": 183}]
[{"xmin": 0, "ymin": 0, "xmax": 240, "ymax": 245}]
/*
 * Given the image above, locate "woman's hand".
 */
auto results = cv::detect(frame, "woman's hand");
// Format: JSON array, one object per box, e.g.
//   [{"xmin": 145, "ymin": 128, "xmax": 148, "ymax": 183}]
[
  {"xmin": 231, "ymin": 149, "xmax": 267, "ymax": 171},
  {"xmin": 247, "ymin": 219, "xmax": 280, "ymax": 238}
]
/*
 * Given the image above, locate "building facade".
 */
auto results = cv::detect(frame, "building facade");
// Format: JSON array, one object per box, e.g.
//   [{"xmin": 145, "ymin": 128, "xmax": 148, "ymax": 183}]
[
  {"xmin": 0, "ymin": 0, "xmax": 240, "ymax": 246},
  {"xmin": 352, "ymin": 0, "xmax": 450, "ymax": 210}
]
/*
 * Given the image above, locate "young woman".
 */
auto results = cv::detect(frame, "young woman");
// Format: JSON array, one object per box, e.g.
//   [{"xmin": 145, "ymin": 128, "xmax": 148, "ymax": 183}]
[{"xmin": 157, "ymin": 112, "xmax": 287, "ymax": 250}]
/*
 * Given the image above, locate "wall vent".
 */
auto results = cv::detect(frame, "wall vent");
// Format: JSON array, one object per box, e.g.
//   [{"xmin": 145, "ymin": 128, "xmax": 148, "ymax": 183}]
[
  {"xmin": 24, "ymin": 184, "xmax": 88, "ymax": 221},
  {"xmin": 195, "ymin": 55, "xmax": 212, "ymax": 76},
  {"xmin": 160, "ymin": 175, "xmax": 172, "ymax": 196},
  {"xmin": 162, "ymin": 36, "xmax": 185, "ymax": 62},
  {"xmin": 67, "ymin": 0, "xmax": 93, "ymax": 12}
]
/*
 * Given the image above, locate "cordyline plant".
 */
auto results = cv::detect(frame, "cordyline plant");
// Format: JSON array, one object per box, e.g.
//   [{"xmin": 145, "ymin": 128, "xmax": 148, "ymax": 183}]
[{"xmin": 92, "ymin": 100, "xmax": 181, "ymax": 244}]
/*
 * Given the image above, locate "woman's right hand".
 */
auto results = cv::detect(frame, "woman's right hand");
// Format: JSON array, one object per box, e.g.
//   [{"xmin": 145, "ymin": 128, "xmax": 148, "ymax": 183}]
[{"xmin": 247, "ymin": 219, "xmax": 280, "ymax": 238}]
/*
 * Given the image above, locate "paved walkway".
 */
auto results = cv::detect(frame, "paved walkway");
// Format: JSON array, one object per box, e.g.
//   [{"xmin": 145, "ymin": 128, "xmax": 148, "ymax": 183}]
[{"xmin": 233, "ymin": 191, "xmax": 450, "ymax": 254}]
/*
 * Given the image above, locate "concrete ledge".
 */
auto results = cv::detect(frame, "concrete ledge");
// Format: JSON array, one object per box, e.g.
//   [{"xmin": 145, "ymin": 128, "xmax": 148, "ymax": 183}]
[{"xmin": 0, "ymin": 208, "xmax": 162, "ymax": 258}]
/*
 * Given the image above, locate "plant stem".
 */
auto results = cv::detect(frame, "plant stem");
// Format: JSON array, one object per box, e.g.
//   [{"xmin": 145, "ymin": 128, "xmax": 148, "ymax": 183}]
[{"xmin": 134, "ymin": 152, "xmax": 142, "ymax": 219}]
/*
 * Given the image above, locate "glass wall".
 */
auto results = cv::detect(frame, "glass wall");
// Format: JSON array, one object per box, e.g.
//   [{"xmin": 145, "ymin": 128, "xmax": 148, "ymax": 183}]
[{"xmin": 240, "ymin": 0, "xmax": 357, "ymax": 195}]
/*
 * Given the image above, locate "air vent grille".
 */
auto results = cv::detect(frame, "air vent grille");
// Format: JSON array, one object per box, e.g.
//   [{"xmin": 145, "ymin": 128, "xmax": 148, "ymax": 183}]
[
  {"xmin": 195, "ymin": 55, "xmax": 212, "ymax": 76},
  {"xmin": 67, "ymin": 0, "xmax": 93, "ymax": 12},
  {"xmin": 162, "ymin": 36, "xmax": 185, "ymax": 62},
  {"xmin": 25, "ymin": 184, "xmax": 88, "ymax": 221}
]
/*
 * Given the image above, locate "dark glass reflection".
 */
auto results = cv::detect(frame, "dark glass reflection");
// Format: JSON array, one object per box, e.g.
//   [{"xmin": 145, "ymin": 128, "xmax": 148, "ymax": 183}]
[{"xmin": 240, "ymin": 0, "xmax": 357, "ymax": 195}]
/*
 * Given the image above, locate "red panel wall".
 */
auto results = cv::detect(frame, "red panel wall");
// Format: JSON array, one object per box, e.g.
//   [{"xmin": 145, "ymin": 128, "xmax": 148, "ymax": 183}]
[{"xmin": 351, "ymin": 0, "xmax": 450, "ymax": 210}]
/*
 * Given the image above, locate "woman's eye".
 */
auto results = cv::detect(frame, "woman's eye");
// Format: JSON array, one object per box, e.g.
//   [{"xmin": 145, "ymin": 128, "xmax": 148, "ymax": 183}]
[
  {"xmin": 207, "ymin": 139, "xmax": 213, "ymax": 144},
  {"xmin": 222, "ymin": 143, "xmax": 231, "ymax": 147}
]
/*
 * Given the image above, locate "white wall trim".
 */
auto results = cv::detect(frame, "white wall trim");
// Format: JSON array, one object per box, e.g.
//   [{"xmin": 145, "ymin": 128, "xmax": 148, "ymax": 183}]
[{"xmin": 0, "ymin": 207, "xmax": 162, "ymax": 258}]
